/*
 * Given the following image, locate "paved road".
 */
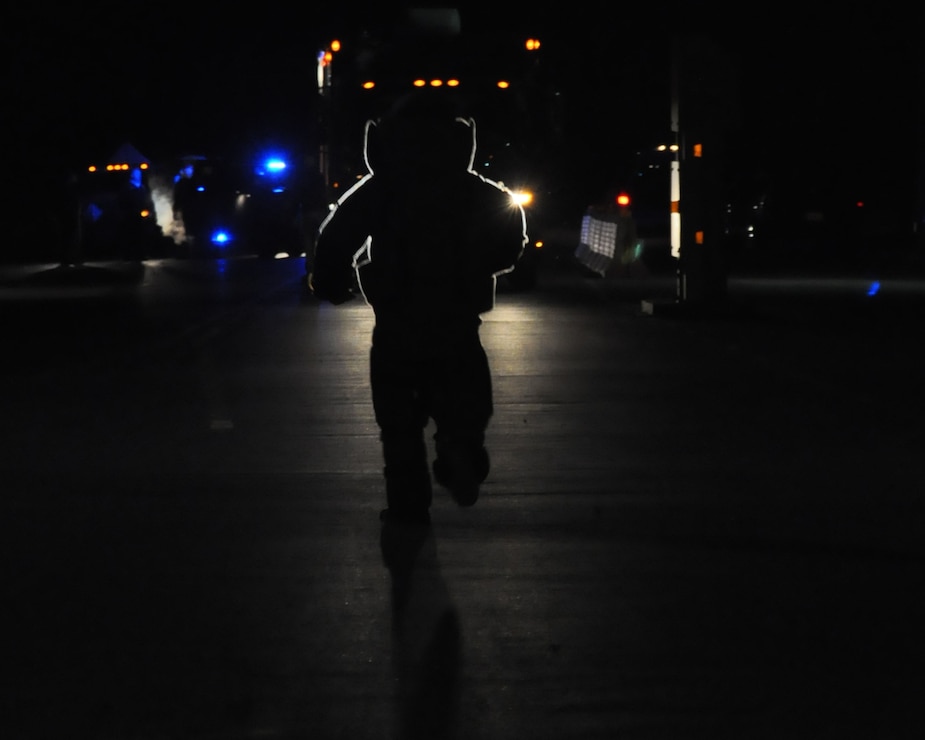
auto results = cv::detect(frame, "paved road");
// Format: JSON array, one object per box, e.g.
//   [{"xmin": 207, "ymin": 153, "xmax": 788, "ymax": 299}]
[{"xmin": 2, "ymin": 258, "xmax": 923, "ymax": 739}]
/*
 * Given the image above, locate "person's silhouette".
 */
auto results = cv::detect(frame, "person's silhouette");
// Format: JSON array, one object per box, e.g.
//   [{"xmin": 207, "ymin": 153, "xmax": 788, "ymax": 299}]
[
  {"xmin": 310, "ymin": 91, "xmax": 527, "ymax": 524},
  {"xmin": 172, "ymin": 161, "xmax": 200, "ymax": 246}
]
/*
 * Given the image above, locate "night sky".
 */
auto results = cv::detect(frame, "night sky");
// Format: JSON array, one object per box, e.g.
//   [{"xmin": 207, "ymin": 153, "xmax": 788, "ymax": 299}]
[{"xmin": 2, "ymin": 2, "xmax": 919, "ymax": 239}]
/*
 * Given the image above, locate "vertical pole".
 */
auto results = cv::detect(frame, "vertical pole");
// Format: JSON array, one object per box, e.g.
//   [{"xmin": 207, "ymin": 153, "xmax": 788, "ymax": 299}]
[
  {"xmin": 675, "ymin": 35, "xmax": 729, "ymax": 312},
  {"xmin": 670, "ymin": 36, "xmax": 682, "ymax": 301},
  {"xmin": 917, "ymin": 52, "xmax": 925, "ymax": 239},
  {"xmin": 317, "ymin": 49, "xmax": 332, "ymax": 193}
]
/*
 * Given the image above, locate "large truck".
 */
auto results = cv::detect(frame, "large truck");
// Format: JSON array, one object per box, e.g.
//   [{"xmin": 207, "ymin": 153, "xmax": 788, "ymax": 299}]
[
  {"xmin": 78, "ymin": 142, "xmax": 172, "ymax": 261},
  {"xmin": 315, "ymin": 8, "xmax": 564, "ymax": 288}
]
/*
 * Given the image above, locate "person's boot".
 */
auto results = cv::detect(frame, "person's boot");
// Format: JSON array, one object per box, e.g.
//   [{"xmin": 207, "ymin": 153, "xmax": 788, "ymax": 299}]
[{"xmin": 432, "ymin": 443, "xmax": 489, "ymax": 507}]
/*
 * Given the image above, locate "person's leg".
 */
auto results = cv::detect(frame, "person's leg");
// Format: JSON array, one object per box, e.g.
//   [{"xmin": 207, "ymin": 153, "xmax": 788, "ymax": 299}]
[
  {"xmin": 371, "ymin": 323, "xmax": 432, "ymax": 522},
  {"xmin": 429, "ymin": 322, "xmax": 492, "ymax": 506}
]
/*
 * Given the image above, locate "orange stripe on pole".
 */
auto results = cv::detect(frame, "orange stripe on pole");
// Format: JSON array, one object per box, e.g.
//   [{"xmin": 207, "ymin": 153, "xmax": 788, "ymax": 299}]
[{"xmin": 670, "ymin": 201, "xmax": 680, "ymax": 213}]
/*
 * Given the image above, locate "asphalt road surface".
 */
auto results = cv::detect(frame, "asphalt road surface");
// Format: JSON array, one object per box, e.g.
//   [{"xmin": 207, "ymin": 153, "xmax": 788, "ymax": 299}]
[{"xmin": 2, "ymin": 258, "xmax": 923, "ymax": 739}]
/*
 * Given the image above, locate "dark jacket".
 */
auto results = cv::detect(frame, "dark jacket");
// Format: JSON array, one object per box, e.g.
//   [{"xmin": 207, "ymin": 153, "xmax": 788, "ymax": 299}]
[{"xmin": 310, "ymin": 105, "xmax": 527, "ymax": 316}]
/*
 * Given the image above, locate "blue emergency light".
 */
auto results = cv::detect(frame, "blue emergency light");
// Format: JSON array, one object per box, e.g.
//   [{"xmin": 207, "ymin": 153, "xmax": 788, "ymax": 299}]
[
  {"xmin": 210, "ymin": 229, "xmax": 232, "ymax": 246},
  {"xmin": 256, "ymin": 156, "xmax": 288, "ymax": 177}
]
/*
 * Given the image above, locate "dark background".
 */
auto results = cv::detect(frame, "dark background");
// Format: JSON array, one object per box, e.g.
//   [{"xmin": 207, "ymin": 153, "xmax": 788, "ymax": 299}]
[{"xmin": 2, "ymin": 2, "xmax": 920, "ymax": 257}]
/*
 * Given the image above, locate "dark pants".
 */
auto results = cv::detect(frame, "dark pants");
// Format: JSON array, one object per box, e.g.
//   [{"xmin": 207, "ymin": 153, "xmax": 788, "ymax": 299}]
[{"xmin": 370, "ymin": 313, "xmax": 492, "ymax": 514}]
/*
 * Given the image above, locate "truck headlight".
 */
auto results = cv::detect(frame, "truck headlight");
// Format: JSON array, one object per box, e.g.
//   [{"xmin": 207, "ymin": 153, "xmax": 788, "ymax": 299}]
[{"xmin": 510, "ymin": 189, "xmax": 533, "ymax": 208}]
